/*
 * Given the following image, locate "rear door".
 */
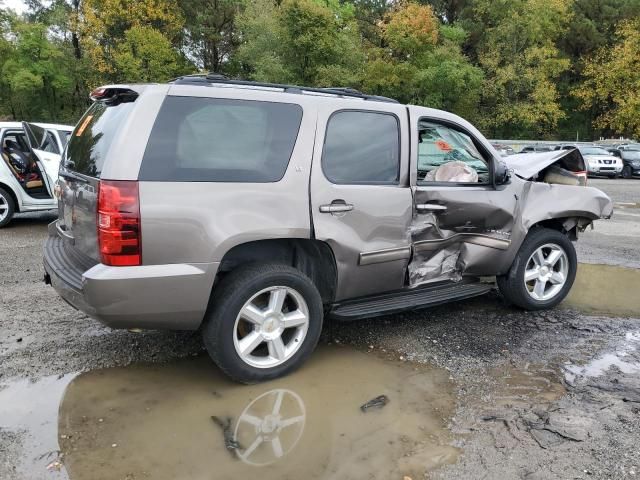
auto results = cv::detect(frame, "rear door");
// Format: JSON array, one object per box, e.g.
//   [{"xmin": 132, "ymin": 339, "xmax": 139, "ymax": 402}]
[
  {"xmin": 310, "ymin": 102, "xmax": 412, "ymax": 301},
  {"xmin": 22, "ymin": 122, "xmax": 58, "ymax": 197}
]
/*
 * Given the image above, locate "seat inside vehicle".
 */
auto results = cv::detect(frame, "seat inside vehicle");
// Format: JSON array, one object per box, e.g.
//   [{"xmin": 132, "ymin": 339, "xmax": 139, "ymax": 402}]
[{"xmin": 2, "ymin": 135, "xmax": 46, "ymax": 195}]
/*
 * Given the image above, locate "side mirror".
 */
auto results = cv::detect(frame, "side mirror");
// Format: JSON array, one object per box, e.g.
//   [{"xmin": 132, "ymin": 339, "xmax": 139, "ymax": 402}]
[{"xmin": 495, "ymin": 160, "xmax": 511, "ymax": 185}]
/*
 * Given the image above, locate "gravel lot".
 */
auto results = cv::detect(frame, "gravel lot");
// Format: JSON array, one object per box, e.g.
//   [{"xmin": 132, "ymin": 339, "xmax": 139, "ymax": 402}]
[{"xmin": 1, "ymin": 178, "xmax": 639, "ymax": 479}]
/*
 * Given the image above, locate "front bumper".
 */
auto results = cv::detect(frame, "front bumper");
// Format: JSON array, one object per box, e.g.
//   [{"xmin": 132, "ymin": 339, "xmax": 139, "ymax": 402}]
[
  {"xmin": 43, "ymin": 222, "xmax": 218, "ymax": 330},
  {"xmin": 587, "ymin": 165, "xmax": 623, "ymax": 175}
]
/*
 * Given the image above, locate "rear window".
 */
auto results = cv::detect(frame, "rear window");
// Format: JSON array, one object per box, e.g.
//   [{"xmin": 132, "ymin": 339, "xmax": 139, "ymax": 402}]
[
  {"xmin": 139, "ymin": 96, "xmax": 303, "ymax": 182},
  {"xmin": 65, "ymin": 101, "xmax": 136, "ymax": 177}
]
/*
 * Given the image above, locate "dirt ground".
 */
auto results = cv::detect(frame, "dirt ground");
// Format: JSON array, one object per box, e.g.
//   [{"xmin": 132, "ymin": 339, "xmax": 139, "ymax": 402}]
[{"xmin": 0, "ymin": 178, "xmax": 639, "ymax": 479}]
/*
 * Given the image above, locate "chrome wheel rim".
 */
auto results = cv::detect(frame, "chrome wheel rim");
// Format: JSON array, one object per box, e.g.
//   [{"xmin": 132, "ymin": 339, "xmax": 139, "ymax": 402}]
[
  {"xmin": 0, "ymin": 193, "xmax": 8, "ymax": 222},
  {"xmin": 524, "ymin": 243, "xmax": 569, "ymax": 301},
  {"xmin": 233, "ymin": 286, "xmax": 309, "ymax": 368}
]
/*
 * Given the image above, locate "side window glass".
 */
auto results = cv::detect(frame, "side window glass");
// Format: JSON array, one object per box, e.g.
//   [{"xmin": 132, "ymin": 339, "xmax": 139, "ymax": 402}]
[
  {"xmin": 322, "ymin": 111, "xmax": 399, "ymax": 184},
  {"xmin": 417, "ymin": 120, "xmax": 489, "ymax": 184},
  {"xmin": 41, "ymin": 132, "xmax": 60, "ymax": 154}
]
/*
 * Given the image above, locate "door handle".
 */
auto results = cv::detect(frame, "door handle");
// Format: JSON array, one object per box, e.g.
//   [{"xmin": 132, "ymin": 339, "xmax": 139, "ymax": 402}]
[
  {"xmin": 416, "ymin": 203, "xmax": 447, "ymax": 212},
  {"xmin": 319, "ymin": 202, "xmax": 354, "ymax": 213}
]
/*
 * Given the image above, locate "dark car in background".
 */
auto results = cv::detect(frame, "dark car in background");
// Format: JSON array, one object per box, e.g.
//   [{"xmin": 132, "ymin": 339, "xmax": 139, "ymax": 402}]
[{"xmin": 604, "ymin": 145, "xmax": 640, "ymax": 179}]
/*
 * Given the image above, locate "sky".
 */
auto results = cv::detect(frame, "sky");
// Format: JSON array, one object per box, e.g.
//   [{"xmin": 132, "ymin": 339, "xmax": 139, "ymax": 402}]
[{"xmin": 3, "ymin": 0, "xmax": 26, "ymax": 13}]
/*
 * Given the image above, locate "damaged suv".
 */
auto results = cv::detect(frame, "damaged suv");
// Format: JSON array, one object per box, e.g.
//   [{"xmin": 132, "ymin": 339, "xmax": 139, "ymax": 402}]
[{"xmin": 44, "ymin": 77, "xmax": 613, "ymax": 383}]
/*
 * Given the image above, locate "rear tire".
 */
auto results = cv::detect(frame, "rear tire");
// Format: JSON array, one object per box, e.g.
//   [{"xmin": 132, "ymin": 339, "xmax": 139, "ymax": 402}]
[
  {"xmin": 0, "ymin": 187, "xmax": 16, "ymax": 228},
  {"xmin": 202, "ymin": 263, "xmax": 323, "ymax": 384},
  {"xmin": 497, "ymin": 228, "xmax": 577, "ymax": 310}
]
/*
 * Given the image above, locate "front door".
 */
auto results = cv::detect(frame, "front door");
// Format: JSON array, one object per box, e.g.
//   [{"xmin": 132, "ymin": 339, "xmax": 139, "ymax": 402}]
[
  {"xmin": 310, "ymin": 104, "xmax": 413, "ymax": 301},
  {"xmin": 408, "ymin": 110, "xmax": 518, "ymax": 285}
]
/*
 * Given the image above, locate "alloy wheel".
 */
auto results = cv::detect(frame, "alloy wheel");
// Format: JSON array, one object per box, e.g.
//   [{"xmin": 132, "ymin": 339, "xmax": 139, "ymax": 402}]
[
  {"xmin": 233, "ymin": 286, "xmax": 310, "ymax": 368},
  {"xmin": 0, "ymin": 193, "xmax": 9, "ymax": 222},
  {"xmin": 524, "ymin": 243, "xmax": 569, "ymax": 301}
]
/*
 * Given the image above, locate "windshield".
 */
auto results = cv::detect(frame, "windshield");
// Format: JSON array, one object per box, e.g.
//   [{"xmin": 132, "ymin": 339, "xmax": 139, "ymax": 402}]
[
  {"xmin": 579, "ymin": 147, "xmax": 610, "ymax": 156},
  {"xmin": 623, "ymin": 150, "xmax": 640, "ymax": 160}
]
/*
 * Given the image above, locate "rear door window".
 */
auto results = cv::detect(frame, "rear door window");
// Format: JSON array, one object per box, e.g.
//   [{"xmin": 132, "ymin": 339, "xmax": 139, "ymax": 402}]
[
  {"xmin": 66, "ymin": 101, "xmax": 136, "ymax": 178},
  {"xmin": 321, "ymin": 111, "xmax": 400, "ymax": 185},
  {"xmin": 139, "ymin": 97, "xmax": 303, "ymax": 182}
]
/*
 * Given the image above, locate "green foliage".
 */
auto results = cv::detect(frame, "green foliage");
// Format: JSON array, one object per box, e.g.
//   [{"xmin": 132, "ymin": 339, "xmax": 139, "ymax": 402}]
[
  {"xmin": 0, "ymin": 18, "xmax": 77, "ymax": 121},
  {"xmin": 113, "ymin": 26, "xmax": 189, "ymax": 83},
  {"xmin": 465, "ymin": 0, "xmax": 572, "ymax": 138},
  {"xmin": 180, "ymin": 0, "xmax": 245, "ymax": 72},
  {"xmin": 0, "ymin": 0, "xmax": 638, "ymax": 140},
  {"xmin": 362, "ymin": 2, "xmax": 483, "ymax": 120},
  {"xmin": 575, "ymin": 19, "xmax": 640, "ymax": 138},
  {"xmin": 237, "ymin": 0, "xmax": 364, "ymax": 86}
]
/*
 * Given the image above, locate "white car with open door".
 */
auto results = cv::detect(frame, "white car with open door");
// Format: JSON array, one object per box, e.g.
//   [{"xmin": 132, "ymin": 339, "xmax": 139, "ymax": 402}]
[{"xmin": 0, "ymin": 121, "xmax": 73, "ymax": 227}]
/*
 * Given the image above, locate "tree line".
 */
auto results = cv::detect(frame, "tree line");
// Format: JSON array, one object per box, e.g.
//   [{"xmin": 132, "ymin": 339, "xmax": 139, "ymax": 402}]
[{"xmin": 0, "ymin": 0, "xmax": 639, "ymax": 140}]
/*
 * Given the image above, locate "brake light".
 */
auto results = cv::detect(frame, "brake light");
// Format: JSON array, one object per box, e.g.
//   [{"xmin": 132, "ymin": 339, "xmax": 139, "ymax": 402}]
[
  {"xmin": 97, "ymin": 180, "xmax": 141, "ymax": 266},
  {"xmin": 574, "ymin": 170, "xmax": 588, "ymax": 186}
]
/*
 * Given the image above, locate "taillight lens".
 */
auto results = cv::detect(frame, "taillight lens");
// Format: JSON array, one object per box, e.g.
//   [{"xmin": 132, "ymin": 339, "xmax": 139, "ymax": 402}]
[
  {"xmin": 574, "ymin": 170, "xmax": 588, "ymax": 186},
  {"xmin": 97, "ymin": 180, "xmax": 141, "ymax": 266}
]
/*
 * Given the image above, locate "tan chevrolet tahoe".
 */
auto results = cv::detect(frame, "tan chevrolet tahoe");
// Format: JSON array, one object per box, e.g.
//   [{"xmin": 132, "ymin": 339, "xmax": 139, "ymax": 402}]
[{"xmin": 44, "ymin": 75, "xmax": 613, "ymax": 383}]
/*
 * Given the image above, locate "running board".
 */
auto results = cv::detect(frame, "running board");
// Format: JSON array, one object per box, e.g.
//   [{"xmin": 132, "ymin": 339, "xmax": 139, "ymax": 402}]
[{"xmin": 330, "ymin": 282, "xmax": 493, "ymax": 321}]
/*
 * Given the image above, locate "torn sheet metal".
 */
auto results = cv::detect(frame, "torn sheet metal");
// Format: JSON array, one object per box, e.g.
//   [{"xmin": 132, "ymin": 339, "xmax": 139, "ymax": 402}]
[
  {"xmin": 407, "ymin": 211, "xmax": 512, "ymax": 286},
  {"xmin": 504, "ymin": 149, "xmax": 586, "ymax": 180},
  {"xmin": 408, "ymin": 247, "xmax": 461, "ymax": 285}
]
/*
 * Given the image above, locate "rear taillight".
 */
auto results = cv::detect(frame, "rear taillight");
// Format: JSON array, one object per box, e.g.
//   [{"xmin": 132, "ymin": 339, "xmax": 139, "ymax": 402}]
[
  {"xmin": 97, "ymin": 180, "xmax": 141, "ymax": 266},
  {"xmin": 573, "ymin": 170, "xmax": 588, "ymax": 186}
]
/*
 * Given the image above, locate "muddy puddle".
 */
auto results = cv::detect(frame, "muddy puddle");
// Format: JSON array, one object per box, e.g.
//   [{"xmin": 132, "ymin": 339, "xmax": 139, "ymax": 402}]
[
  {"xmin": 0, "ymin": 346, "xmax": 459, "ymax": 480},
  {"xmin": 0, "ymin": 373, "xmax": 76, "ymax": 478},
  {"xmin": 564, "ymin": 331, "xmax": 640, "ymax": 383},
  {"xmin": 563, "ymin": 263, "xmax": 640, "ymax": 316}
]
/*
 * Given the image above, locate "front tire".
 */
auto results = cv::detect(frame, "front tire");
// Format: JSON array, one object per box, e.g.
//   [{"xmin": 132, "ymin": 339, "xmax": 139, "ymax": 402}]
[
  {"xmin": 497, "ymin": 228, "xmax": 577, "ymax": 310},
  {"xmin": 622, "ymin": 165, "xmax": 633, "ymax": 179},
  {"xmin": 202, "ymin": 263, "xmax": 323, "ymax": 384},
  {"xmin": 0, "ymin": 187, "xmax": 16, "ymax": 228}
]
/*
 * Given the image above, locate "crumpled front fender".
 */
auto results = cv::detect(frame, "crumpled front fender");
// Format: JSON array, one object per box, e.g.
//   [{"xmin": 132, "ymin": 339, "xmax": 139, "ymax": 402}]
[{"xmin": 520, "ymin": 182, "xmax": 613, "ymax": 229}]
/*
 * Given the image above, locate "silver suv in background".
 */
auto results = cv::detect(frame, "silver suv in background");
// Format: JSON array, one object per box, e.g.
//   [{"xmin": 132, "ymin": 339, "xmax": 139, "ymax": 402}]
[
  {"xmin": 44, "ymin": 77, "xmax": 613, "ymax": 383},
  {"xmin": 555, "ymin": 144, "xmax": 623, "ymax": 178}
]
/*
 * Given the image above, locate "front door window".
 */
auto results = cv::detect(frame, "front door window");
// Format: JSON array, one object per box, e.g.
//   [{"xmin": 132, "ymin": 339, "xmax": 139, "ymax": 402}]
[{"xmin": 417, "ymin": 120, "xmax": 489, "ymax": 184}]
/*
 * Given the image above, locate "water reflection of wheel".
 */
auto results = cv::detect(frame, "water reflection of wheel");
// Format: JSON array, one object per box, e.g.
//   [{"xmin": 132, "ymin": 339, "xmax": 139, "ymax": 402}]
[{"xmin": 234, "ymin": 388, "xmax": 306, "ymax": 466}]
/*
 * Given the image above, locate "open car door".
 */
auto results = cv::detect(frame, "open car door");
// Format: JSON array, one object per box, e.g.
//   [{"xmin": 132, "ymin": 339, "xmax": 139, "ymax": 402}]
[{"xmin": 22, "ymin": 122, "xmax": 61, "ymax": 197}]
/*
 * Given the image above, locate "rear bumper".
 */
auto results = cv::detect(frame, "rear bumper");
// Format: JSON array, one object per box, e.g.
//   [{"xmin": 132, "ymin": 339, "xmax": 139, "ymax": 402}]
[{"xmin": 43, "ymin": 222, "xmax": 218, "ymax": 330}]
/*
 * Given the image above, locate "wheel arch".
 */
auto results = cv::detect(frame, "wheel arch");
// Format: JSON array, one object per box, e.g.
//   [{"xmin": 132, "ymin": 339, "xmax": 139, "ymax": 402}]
[
  {"xmin": 216, "ymin": 238, "xmax": 338, "ymax": 304},
  {"xmin": 528, "ymin": 215, "xmax": 595, "ymax": 241}
]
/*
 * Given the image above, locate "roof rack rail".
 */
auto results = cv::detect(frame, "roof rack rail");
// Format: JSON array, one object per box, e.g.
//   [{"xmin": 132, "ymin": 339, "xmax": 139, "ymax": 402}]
[{"xmin": 169, "ymin": 74, "xmax": 399, "ymax": 104}]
